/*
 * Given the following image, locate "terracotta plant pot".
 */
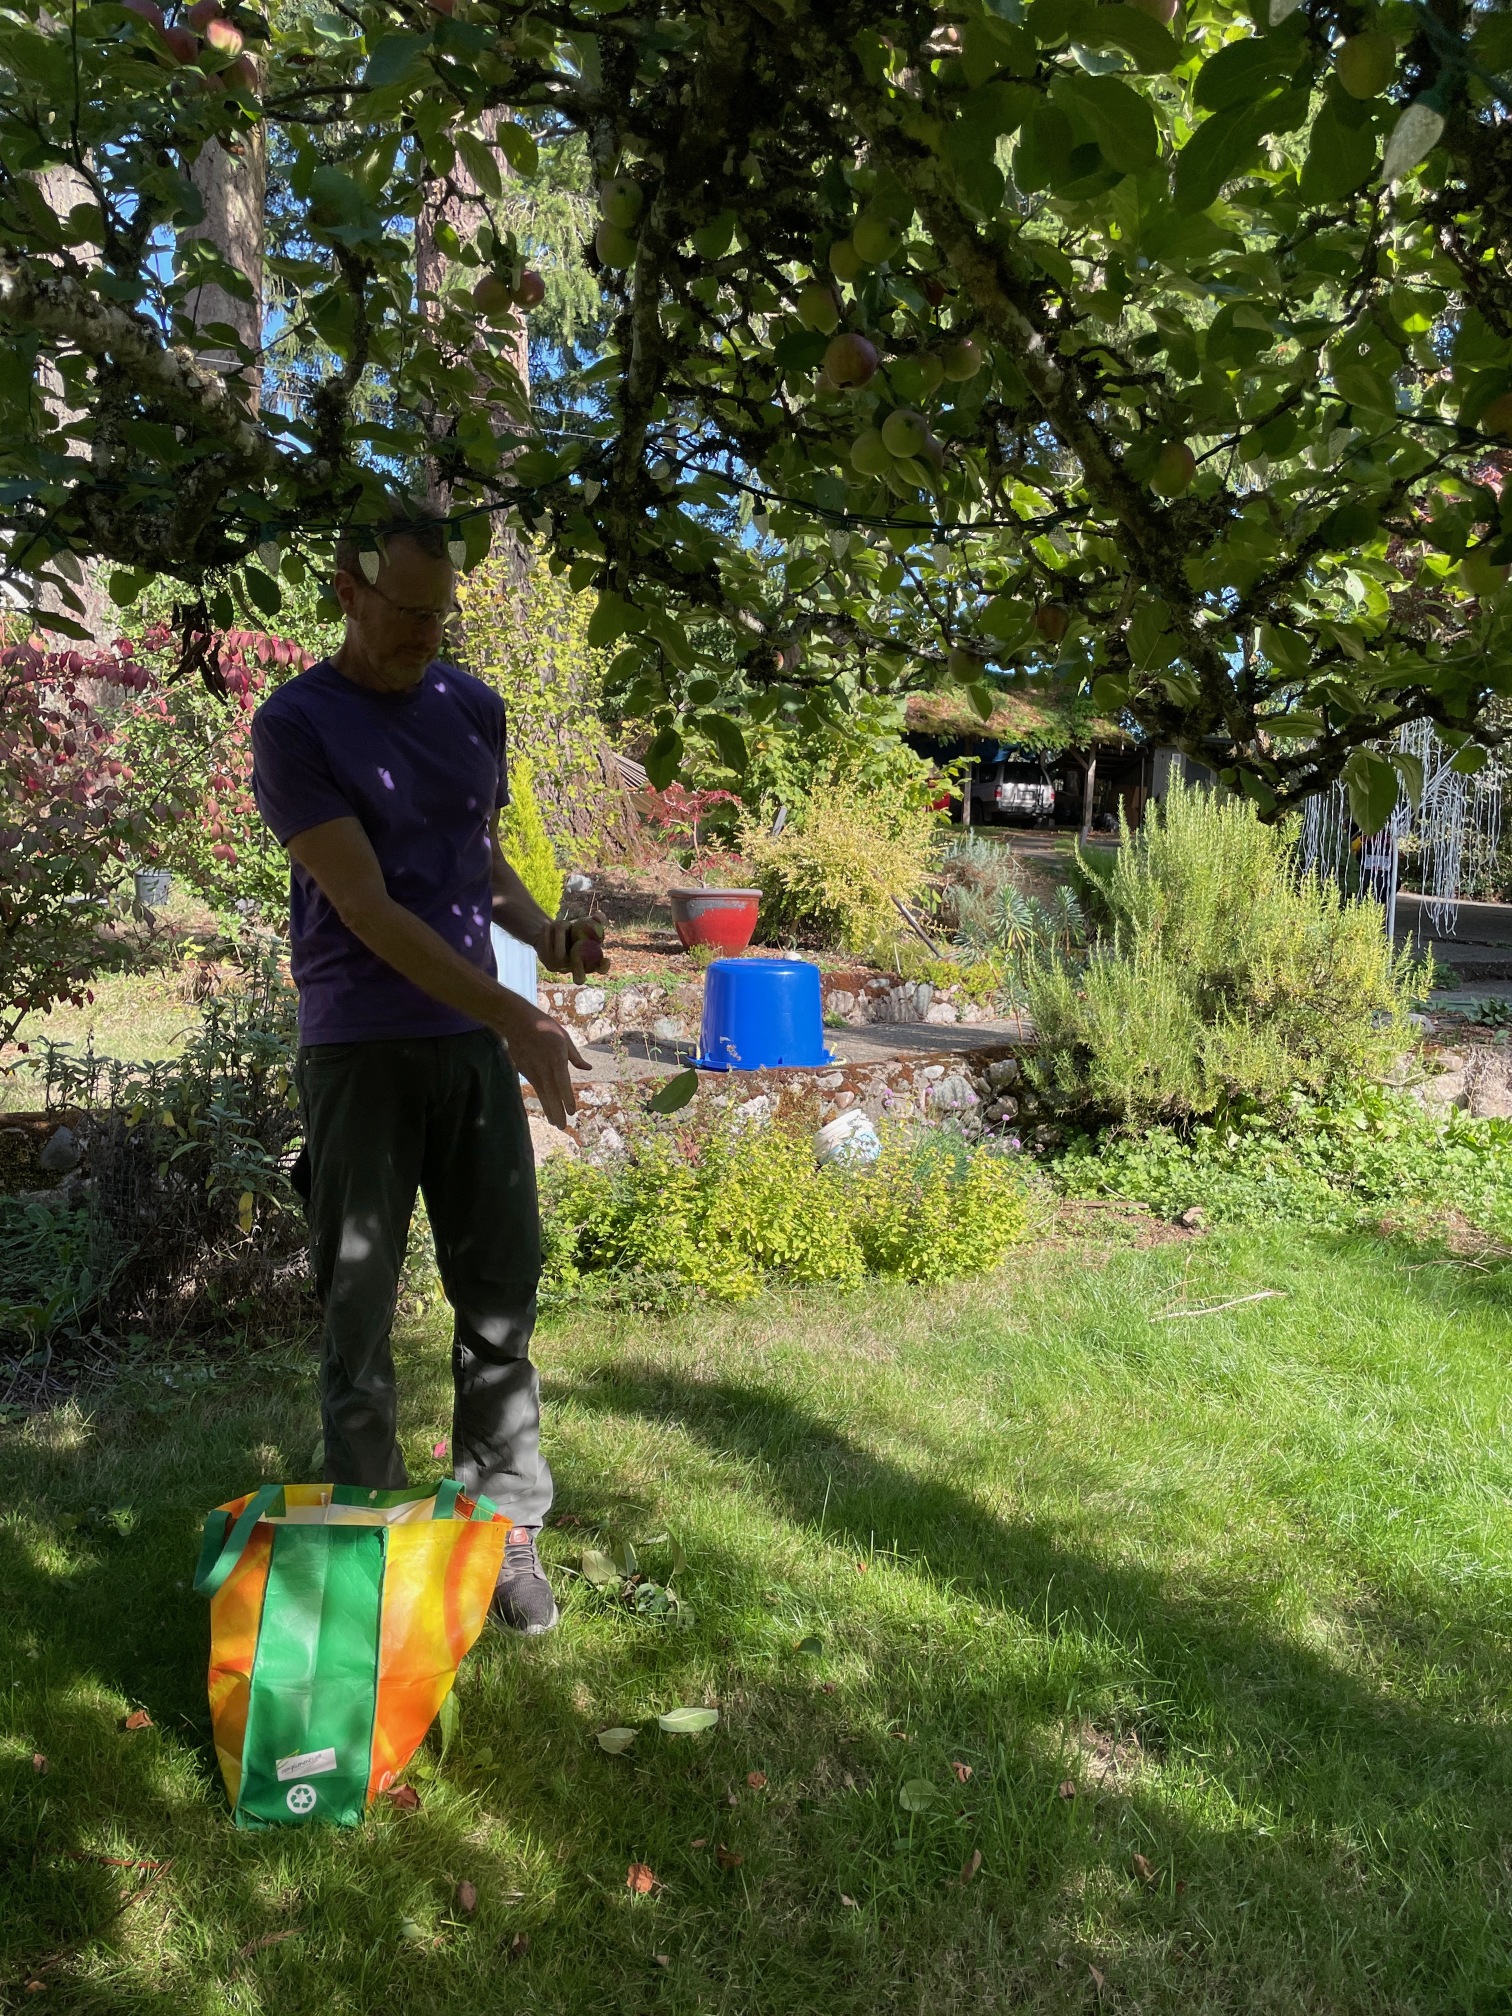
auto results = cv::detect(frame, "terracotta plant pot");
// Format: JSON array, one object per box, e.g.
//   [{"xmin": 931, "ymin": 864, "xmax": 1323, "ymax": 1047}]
[{"xmin": 669, "ymin": 887, "xmax": 761, "ymax": 954}]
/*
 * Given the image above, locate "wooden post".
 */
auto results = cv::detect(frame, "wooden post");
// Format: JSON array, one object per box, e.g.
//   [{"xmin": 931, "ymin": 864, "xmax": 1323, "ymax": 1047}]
[
  {"xmin": 962, "ymin": 752, "xmax": 973, "ymax": 826},
  {"xmin": 1079, "ymin": 749, "xmax": 1098, "ymax": 844}
]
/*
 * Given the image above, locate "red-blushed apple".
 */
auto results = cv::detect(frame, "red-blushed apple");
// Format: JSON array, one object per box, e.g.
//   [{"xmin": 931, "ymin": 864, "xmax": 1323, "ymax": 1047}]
[
  {"xmin": 1129, "ymin": 0, "xmax": 1179, "ymax": 22},
  {"xmin": 1150, "ymin": 440, "xmax": 1197, "ymax": 497},
  {"xmin": 922, "ymin": 276, "xmax": 946, "ymax": 307},
  {"xmin": 185, "ymin": 0, "xmax": 222, "ymax": 27},
  {"xmin": 204, "ymin": 17, "xmax": 242, "ymax": 54},
  {"xmin": 1034, "ymin": 603, "xmax": 1070, "ymax": 645},
  {"xmin": 822, "ymin": 332, "xmax": 879, "ymax": 389},
  {"xmin": 223, "ymin": 49, "xmax": 258, "ymax": 89},
  {"xmin": 122, "ymin": 0, "xmax": 167, "ymax": 29},
  {"xmin": 576, "ymin": 936, "xmax": 606, "ymax": 975},
  {"xmin": 426, "ymin": 0, "xmax": 456, "ymax": 15},
  {"xmin": 513, "ymin": 268, "xmax": 546, "ymax": 310},
  {"xmin": 160, "ymin": 23, "xmax": 198, "ymax": 62}
]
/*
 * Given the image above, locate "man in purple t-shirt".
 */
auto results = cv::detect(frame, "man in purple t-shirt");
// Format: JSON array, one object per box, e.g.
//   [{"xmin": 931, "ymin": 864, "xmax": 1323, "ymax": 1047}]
[{"xmin": 250, "ymin": 514, "xmax": 605, "ymax": 1634}]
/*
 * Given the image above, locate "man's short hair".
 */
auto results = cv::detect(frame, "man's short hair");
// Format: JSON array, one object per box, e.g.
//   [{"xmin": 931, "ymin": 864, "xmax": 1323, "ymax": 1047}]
[{"xmin": 333, "ymin": 510, "xmax": 450, "ymax": 581}]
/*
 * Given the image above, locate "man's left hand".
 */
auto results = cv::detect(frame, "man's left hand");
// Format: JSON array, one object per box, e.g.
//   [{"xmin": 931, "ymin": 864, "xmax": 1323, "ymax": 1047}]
[{"xmin": 537, "ymin": 917, "xmax": 608, "ymax": 984}]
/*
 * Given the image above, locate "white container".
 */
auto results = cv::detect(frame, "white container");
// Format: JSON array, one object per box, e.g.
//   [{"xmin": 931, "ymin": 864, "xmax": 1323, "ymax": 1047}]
[{"xmin": 490, "ymin": 925, "xmax": 538, "ymax": 1006}]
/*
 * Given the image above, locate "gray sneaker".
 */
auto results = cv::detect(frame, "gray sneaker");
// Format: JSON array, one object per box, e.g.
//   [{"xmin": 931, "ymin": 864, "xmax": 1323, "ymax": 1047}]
[{"xmin": 491, "ymin": 1526, "xmax": 559, "ymax": 1635}]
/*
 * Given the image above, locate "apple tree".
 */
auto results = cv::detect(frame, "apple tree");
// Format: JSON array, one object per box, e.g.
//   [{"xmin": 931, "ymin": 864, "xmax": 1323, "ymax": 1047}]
[{"xmin": 1, "ymin": 0, "xmax": 1510, "ymax": 820}]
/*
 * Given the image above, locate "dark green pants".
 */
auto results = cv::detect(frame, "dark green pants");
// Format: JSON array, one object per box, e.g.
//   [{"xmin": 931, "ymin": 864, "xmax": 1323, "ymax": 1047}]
[{"xmin": 294, "ymin": 1030, "xmax": 551, "ymax": 1527}]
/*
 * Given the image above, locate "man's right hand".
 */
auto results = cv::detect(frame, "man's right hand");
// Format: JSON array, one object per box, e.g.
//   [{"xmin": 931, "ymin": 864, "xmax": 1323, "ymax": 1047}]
[{"xmin": 490, "ymin": 995, "xmax": 590, "ymax": 1131}]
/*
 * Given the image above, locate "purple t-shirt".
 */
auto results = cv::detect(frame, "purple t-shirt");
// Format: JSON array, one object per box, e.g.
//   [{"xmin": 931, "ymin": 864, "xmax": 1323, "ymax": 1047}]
[{"xmin": 250, "ymin": 657, "xmax": 509, "ymax": 1045}]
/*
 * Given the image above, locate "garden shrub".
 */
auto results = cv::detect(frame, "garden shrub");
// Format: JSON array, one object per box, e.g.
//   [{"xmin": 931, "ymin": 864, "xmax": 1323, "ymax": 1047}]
[
  {"xmin": 1056, "ymin": 1086, "xmax": 1512, "ymax": 1242},
  {"xmin": 26, "ymin": 972, "xmax": 308, "ymax": 1339},
  {"xmin": 1026, "ymin": 780, "xmax": 1420, "ymax": 1128},
  {"xmin": 538, "ymin": 1110, "xmax": 1027, "ymax": 1305},
  {"xmin": 501, "ymin": 756, "xmax": 564, "ymax": 917},
  {"xmin": 740, "ymin": 780, "xmax": 939, "ymax": 956}
]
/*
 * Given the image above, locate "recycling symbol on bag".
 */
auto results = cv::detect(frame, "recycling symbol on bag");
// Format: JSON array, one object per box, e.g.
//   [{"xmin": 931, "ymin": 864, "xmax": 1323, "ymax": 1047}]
[{"xmin": 285, "ymin": 1783, "xmax": 318, "ymax": 1815}]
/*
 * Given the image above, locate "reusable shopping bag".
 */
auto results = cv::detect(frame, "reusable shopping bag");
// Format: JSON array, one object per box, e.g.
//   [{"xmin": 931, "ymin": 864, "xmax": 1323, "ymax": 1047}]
[{"xmin": 194, "ymin": 1480, "xmax": 510, "ymax": 1828}]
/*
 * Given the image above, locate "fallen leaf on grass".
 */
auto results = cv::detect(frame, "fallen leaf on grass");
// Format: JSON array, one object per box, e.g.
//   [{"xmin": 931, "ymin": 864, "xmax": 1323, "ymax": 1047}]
[
  {"xmin": 795, "ymin": 1636, "xmax": 823, "ymax": 1654},
  {"xmin": 855, "ymin": 1560, "xmax": 868, "ymax": 1573},
  {"xmin": 820, "ymin": 1682, "xmax": 837, "ymax": 1695},
  {"xmin": 840, "ymin": 1894, "xmax": 858, "ymax": 1909},
  {"xmin": 509, "ymin": 1932, "xmax": 530, "ymax": 1961},
  {"xmin": 31, "ymin": 1754, "xmax": 47, "ymax": 1775},
  {"xmin": 581, "ymin": 1548, "xmax": 620, "ymax": 1590},
  {"xmin": 382, "ymin": 1784, "xmax": 420, "ymax": 1811},
  {"xmin": 746, "ymin": 1771, "xmax": 767, "ymax": 1790},
  {"xmin": 455, "ymin": 1880, "xmax": 478, "ymax": 1920},
  {"xmin": 432, "ymin": 1438, "xmax": 448, "ymax": 1460},
  {"xmin": 1131, "ymin": 1852, "xmax": 1158, "ymax": 1885},
  {"xmin": 397, "ymin": 1918, "xmax": 425, "ymax": 1945},
  {"xmin": 1090, "ymin": 1963, "xmax": 1106, "ymax": 1991},
  {"xmin": 596, "ymin": 1727, "xmax": 637, "ymax": 1754},
  {"xmin": 714, "ymin": 1845, "xmax": 743, "ymax": 1869},
  {"xmin": 25, "ymin": 1981, "xmax": 45, "ymax": 1994},
  {"xmin": 236, "ymin": 1929, "xmax": 299, "ymax": 1959},
  {"xmin": 889, "ymin": 1728, "xmax": 911, "ymax": 1742},
  {"xmin": 690, "ymin": 1837, "xmax": 708, "ymax": 1849},
  {"xmin": 959, "ymin": 1849, "xmax": 982, "ymax": 1885},
  {"xmin": 626, "ymin": 1863, "xmax": 657, "ymax": 1895},
  {"xmin": 657, "ymin": 1706, "xmax": 718, "ymax": 1735},
  {"xmin": 950, "ymin": 1761, "xmax": 972, "ymax": 1784},
  {"xmin": 122, "ymin": 1711, "xmax": 152, "ymax": 1733},
  {"xmin": 653, "ymin": 1954, "xmax": 670, "ymax": 1968},
  {"xmin": 553, "ymin": 1512, "xmax": 586, "ymax": 1529},
  {"xmin": 1057, "ymin": 1779, "xmax": 1078, "ymax": 1800}
]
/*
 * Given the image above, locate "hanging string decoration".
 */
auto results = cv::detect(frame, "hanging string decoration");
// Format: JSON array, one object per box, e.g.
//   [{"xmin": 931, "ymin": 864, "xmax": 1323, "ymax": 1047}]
[{"xmin": 1300, "ymin": 723, "xmax": 1504, "ymax": 944}]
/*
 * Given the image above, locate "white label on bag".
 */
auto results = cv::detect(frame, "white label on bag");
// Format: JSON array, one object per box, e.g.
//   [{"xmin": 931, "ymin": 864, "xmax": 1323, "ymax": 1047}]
[{"xmin": 276, "ymin": 1747, "xmax": 338, "ymax": 1782}]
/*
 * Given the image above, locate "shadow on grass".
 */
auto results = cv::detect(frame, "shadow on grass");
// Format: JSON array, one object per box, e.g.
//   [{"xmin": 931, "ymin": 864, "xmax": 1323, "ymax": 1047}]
[{"xmin": 3, "ymin": 1241, "xmax": 1512, "ymax": 2013}]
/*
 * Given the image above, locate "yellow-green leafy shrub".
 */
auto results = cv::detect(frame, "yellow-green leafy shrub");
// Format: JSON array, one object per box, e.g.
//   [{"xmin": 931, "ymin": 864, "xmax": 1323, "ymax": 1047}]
[
  {"xmin": 740, "ymin": 783, "xmax": 939, "ymax": 956},
  {"xmin": 501, "ymin": 756, "xmax": 564, "ymax": 917},
  {"xmin": 538, "ymin": 1112, "xmax": 1027, "ymax": 1304},
  {"xmin": 852, "ymin": 1135, "xmax": 1029, "ymax": 1284},
  {"xmin": 460, "ymin": 555, "xmax": 619, "ymax": 865}
]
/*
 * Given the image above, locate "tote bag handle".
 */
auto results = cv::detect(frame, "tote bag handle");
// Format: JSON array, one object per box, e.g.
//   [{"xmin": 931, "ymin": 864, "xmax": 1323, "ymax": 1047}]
[{"xmin": 193, "ymin": 1484, "xmax": 284, "ymax": 1599}]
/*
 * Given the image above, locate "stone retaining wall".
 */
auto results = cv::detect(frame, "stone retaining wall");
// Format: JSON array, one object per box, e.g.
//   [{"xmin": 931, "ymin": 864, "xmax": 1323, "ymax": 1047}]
[{"xmin": 523, "ymin": 1048, "xmax": 1048, "ymax": 1160}]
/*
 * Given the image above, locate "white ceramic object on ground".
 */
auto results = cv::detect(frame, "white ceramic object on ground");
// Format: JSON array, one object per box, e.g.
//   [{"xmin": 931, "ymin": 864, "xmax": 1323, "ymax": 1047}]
[
  {"xmin": 815, "ymin": 1108, "xmax": 882, "ymax": 1167},
  {"xmin": 490, "ymin": 924, "xmax": 538, "ymax": 1006}
]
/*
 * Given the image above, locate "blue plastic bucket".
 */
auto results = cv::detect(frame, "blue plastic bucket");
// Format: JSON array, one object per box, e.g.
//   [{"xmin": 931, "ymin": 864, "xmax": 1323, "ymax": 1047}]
[{"xmin": 695, "ymin": 958, "xmax": 834, "ymax": 1071}]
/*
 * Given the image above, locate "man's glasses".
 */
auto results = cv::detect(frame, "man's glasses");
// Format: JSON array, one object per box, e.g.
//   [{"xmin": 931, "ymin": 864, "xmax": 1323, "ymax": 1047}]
[{"xmin": 361, "ymin": 579, "xmax": 457, "ymax": 626}]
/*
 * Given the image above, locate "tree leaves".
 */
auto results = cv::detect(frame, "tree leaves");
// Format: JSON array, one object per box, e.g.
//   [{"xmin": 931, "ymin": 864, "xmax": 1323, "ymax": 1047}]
[
  {"xmin": 1053, "ymin": 74, "xmax": 1159, "ymax": 176},
  {"xmin": 1342, "ymin": 747, "xmax": 1400, "ymax": 835}
]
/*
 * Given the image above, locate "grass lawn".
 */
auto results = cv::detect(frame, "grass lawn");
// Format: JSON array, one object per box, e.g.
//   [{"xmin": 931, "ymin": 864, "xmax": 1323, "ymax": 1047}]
[{"xmin": 2, "ymin": 1224, "xmax": 1510, "ymax": 2014}]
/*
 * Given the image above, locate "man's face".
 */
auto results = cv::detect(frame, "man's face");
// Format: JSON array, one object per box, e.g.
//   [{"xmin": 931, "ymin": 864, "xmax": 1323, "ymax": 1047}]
[{"xmin": 333, "ymin": 537, "xmax": 457, "ymax": 687}]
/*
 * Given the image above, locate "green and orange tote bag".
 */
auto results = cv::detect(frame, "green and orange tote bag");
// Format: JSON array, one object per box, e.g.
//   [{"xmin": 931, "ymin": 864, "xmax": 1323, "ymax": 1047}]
[{"xmin": 194, "ymin": 1480, "xmax": 510, "ymax": 1828}]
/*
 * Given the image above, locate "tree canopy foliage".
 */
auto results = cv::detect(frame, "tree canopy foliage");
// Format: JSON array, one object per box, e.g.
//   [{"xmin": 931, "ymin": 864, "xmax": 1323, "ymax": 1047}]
[{"xmin": 2, "ymin": 0, "xmax": 1510, "ymax": 816}]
